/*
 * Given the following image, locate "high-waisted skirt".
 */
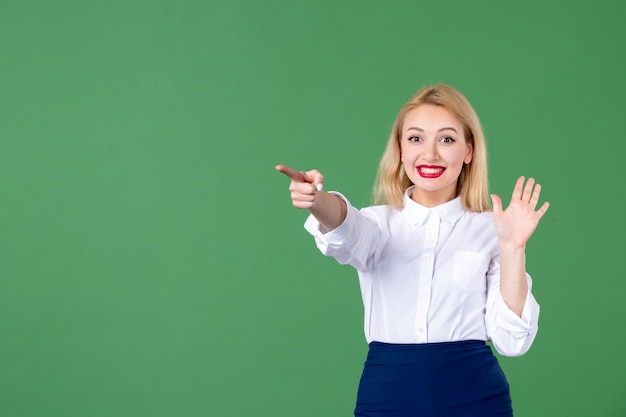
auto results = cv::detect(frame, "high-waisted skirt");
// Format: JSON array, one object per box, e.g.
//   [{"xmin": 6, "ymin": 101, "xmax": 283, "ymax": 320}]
[{"xmin": 354, "ymin": 340, "xmax": 512, "ymax": 417}]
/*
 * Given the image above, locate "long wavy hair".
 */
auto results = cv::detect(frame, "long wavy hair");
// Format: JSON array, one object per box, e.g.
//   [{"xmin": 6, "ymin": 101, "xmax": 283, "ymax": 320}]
[{"xmin": 373, "ymin": 84, "xmax": 491, "ymax": 212}]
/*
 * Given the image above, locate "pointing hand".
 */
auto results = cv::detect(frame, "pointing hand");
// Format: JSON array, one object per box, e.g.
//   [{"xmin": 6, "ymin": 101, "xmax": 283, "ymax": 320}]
[{"xmin": 276, "ymin": 164, "xmax": 325, "ymax": 210}]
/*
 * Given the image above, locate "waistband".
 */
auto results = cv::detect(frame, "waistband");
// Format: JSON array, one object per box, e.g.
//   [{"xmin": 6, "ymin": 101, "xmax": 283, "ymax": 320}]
[{"xmin": 368, "ymin": 340, "xmax": 487, "ymax": 354}]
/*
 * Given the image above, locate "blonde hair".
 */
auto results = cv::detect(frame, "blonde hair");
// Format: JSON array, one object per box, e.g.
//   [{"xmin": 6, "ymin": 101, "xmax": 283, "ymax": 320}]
[{"xmin": 373, "ymin": 84, "xmax": 491, "ymax": 212}]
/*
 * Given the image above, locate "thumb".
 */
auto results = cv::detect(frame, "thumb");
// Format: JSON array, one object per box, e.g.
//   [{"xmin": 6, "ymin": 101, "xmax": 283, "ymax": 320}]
[
  {"xmin": 491, "ymin": 194, "xmax": 503, "ymax": 216},
  {"xmin": 306, "ymin": 170, "xmax": 324, "ymax": 191}
]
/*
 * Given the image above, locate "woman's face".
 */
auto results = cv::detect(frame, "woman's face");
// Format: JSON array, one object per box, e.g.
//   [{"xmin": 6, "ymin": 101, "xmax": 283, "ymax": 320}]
[{"xmin": 400, "ymin": 104, "xmax": 473, "ymax": 207}]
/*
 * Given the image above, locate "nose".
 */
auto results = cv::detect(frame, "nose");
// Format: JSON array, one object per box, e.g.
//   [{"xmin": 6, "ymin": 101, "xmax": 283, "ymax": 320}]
[{"xmin": 422, "ymin": 139, "xmax": 438, "ymax": 161}]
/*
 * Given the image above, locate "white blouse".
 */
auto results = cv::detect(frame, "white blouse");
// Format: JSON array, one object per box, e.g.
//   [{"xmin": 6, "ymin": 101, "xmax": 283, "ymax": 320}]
[{"xmin": 304, "ymin": 187, "xmax": 540, "ymax": 357}]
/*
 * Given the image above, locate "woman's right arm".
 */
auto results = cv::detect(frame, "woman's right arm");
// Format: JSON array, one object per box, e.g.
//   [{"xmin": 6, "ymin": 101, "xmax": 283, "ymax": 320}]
[{"xmin": 276, "ymin": 164, "xmax": 347, "ymax": 231}]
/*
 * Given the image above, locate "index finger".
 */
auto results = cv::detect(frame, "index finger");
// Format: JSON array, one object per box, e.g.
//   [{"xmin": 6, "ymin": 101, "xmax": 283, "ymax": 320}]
[
  {"xmin": 511, "ymin": 176, "xmax": 525, "ymax": 200},
  {"xmin": 275, "ymin": 164, "xmax": 307, "ymax": 182}
]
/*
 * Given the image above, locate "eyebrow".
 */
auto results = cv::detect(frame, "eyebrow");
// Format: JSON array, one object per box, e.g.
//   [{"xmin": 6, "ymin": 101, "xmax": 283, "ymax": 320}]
[{"xmin": 405, "ymin": 126, "xmax": 458, "ymax": 133}]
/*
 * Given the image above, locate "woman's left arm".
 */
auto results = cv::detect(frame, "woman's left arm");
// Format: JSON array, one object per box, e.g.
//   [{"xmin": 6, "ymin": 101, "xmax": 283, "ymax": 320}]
[{"xmin": 491, "ymin": 176, "xmax": 550, "ymax": 317}]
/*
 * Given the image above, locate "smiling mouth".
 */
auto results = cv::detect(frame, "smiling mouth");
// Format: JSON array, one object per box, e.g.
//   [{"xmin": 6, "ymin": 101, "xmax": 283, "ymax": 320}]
[{"xmin": 417, "ymin": 165, "xmax": 445, "ymax": 178}]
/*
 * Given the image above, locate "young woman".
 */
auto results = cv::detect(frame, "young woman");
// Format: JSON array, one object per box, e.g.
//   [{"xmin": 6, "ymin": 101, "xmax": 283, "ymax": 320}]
[{"xmin": 276, "ymin": 84, "xmax": 549, "ymax": 416}]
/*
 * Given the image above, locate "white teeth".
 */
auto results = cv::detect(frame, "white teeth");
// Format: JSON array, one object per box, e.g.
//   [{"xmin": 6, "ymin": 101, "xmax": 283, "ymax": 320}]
[{"xmin": 419, "ymin": 167, "xmax": 443, "ymax": 174}]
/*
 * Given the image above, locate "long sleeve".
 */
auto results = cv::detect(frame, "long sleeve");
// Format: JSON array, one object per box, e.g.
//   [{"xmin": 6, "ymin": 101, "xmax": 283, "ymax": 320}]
[
  {"xmin": 485, "ymin": 259, "xmax": 540, "ymax": 356},
  {"xmin": 303, "ymin": 192, "xmax": 387, "ymax": 272}
]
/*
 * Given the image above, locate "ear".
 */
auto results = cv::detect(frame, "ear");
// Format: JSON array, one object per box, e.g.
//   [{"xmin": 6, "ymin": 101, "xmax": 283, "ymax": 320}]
[{"xmin": 464, "ymin": 143, "xmax": 473, "ymax": 164}]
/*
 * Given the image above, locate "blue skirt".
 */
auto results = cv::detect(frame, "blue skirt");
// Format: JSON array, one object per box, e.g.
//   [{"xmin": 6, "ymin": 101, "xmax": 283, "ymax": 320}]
[{"xmin": 354, "ymin": 341, "xmax": 512, "ymax": 417}]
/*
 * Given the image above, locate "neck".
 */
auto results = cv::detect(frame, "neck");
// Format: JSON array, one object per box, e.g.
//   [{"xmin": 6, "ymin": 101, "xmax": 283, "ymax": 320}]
[{"xmin": 411, "ymin": 188, "xmax": 457, "ymax": 208}]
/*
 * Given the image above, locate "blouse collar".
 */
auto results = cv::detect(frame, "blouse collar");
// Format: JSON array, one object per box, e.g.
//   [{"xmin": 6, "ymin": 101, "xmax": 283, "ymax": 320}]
[{"xmin": 402, "ymin": 186, "xmax": 466, "ymax": 228}]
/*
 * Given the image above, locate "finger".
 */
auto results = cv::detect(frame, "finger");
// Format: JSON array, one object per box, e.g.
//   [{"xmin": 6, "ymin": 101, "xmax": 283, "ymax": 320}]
[
  {"xmin": 289, "ymin": 181, "xmax": 318, "ymax": 195},
  {"xmin": 522, "ymin": 177, "xmax": 535, "ymax": 203},
  {"xmin": 304, "ymin": 169, "xmax": 324, "ymax": 191},
  {"xmin": 529, "ymin": 183, "xmax": 542, "ymax": 207},
  {"xmin": 276, "ymin": 164, "xmax": 306, "ymax": 182},
  {"xmin": 511, "ymin": 176, "xmax": 525, "ymax": 200},
  {"xmin": 293, "ymin": 201, "xmax": 314, "ymax": 209},
  {"xmin": 290, "ymin": 192, "xmax": 315, "ymax": 209},
  {"xmin": 491, "ymin": 194, "xmax": 503, "ymax": 216},
  {"xmin": 287, "ymin": 183, "xmax": 316, "ymax": 209},
  {"xmin": 536, "ymin": 201, "xmax": 550, "ymax": 218}
]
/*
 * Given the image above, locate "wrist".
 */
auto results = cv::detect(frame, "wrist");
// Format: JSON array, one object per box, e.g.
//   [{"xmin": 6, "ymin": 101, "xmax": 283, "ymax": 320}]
[{"xmin": 499, "ymin": 240, "xmax": 526, "ymax": 253}]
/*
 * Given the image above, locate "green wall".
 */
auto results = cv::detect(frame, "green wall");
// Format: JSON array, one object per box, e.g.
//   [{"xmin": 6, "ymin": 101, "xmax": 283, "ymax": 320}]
[{"xmin": 1, "ymin": 1, "xmax": 625, "ymax": 416}]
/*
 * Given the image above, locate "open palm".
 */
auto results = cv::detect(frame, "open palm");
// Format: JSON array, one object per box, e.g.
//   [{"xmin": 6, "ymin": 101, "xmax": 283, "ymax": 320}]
[{"xmin": 491, "ymin": 176, "xmax": 550, "ymax": 248}]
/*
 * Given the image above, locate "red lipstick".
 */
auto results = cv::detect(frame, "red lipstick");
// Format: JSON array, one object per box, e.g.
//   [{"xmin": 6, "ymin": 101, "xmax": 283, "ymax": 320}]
[{"xmin": 417, "ymin": 165, "xmax": 445, "ymax": 178}]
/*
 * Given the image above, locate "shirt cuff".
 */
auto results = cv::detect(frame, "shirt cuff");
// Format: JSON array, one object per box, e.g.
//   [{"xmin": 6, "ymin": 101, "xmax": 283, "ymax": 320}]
[
  {"xmin": 303, "ymin": 192, "xmax": 354, "ymax": 253},
  {"xmin": 494, "ymin": 289, "xmax": 540, "ymax": 333}
]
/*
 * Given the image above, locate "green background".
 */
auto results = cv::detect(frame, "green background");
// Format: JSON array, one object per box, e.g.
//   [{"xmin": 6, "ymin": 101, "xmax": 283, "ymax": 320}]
[{"xmin": 1, "ymin": 0, "xmax": 624, "ymax": 416}]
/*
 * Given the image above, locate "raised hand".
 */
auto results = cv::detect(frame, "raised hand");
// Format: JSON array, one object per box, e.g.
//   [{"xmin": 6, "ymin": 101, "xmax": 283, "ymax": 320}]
[{"xmin": 491, "ymin": 176, "xmax": 550, "ymax": 248}]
